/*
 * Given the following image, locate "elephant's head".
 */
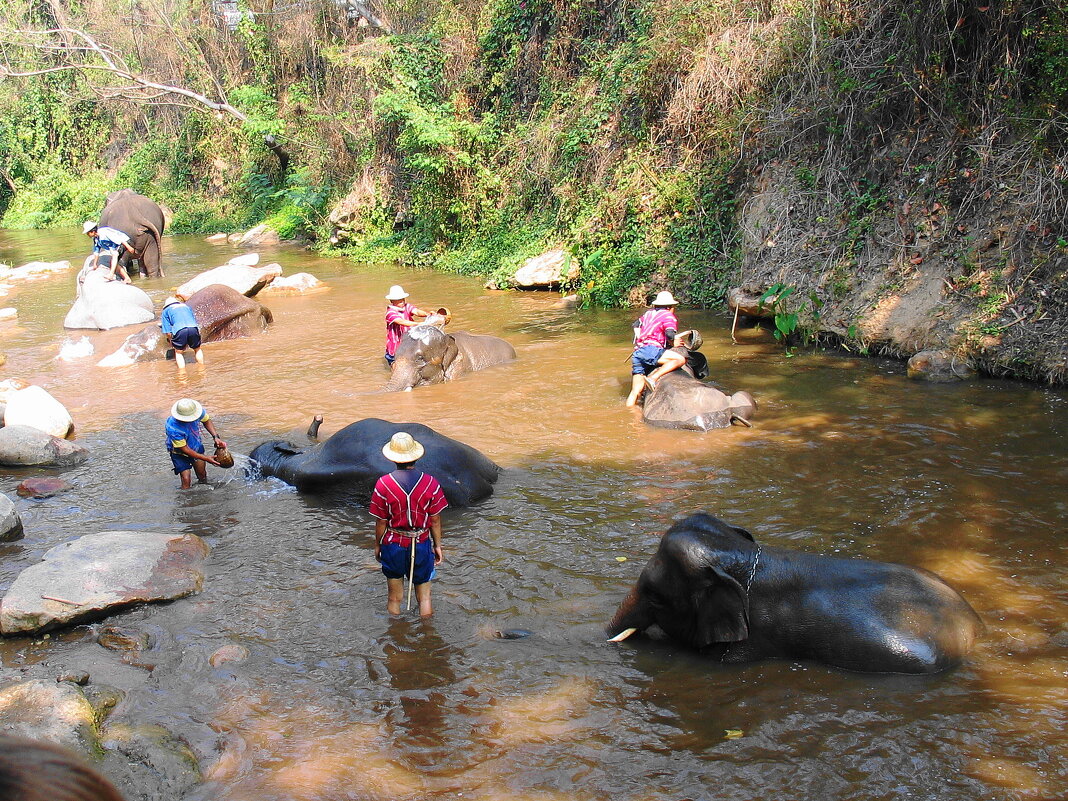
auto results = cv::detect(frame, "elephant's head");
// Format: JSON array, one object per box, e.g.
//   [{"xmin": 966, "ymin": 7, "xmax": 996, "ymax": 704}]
[
  {"xmin": 384, "ymin": 324, "xmax": 457, "ymax": 392},
  {"xmin": 607, "ymin": 513, "xmax": 758, "ymax": 648}
]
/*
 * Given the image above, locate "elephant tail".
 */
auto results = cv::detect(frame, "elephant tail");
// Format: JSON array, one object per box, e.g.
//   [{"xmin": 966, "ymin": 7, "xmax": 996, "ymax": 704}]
[{"xmin": 145, "ymin": 219, "xmax": 164, "ymax": 277}]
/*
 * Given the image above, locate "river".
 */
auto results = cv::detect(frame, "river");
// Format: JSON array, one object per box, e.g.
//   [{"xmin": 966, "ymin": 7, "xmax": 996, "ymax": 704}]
[{"xmin": 0, "ymin": 228, "xmax": 1065, "ymax": 800}]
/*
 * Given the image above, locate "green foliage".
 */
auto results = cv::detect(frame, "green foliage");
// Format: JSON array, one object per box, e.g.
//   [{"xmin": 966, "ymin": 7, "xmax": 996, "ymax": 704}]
[
  {"xmin": 758, "ymin": 282, "xmax": 824, "ymax": 348},
  {"xmin": 0, "ymin": 161, "xmax": 109, "ymax": 229}
]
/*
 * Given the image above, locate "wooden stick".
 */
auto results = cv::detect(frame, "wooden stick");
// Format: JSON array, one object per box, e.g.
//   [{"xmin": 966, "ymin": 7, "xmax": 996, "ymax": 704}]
[
  {"xmin": 406, "ymin": 535, "xmax": 417, "ymax": 611},
  {"xmin": 41, "ymin": 595, "xmax": 81, "ymax": 605},
  {"xmin": 731, "ymin": 305, "xmax": 740, "ymax": 344}
]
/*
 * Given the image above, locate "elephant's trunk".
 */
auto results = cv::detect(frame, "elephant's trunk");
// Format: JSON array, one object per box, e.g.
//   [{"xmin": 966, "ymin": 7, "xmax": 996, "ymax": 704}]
[
  {"xmin": 307, "ymin": 414, "xmax": 324, "ymax": 438},
  {"xmin": 607, "ymin": 584, "xmax": 653, "ymax": 640},
  {"xmin": 383, "ymin": 363, "xmax": 418, "ymax": 392}
]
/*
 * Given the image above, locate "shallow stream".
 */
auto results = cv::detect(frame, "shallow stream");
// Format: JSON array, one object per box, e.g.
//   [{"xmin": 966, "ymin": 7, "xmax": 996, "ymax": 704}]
[{"xmin": 0, "ymin": 228, "xmax": 1065, "ymax": 800}]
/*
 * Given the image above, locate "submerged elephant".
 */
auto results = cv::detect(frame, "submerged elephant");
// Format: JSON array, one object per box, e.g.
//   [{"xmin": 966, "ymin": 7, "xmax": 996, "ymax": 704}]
[
  {"xmin": 97, "ymin": 284, "xmax": 273, "ymax": 367},
  {"xmin": 607, "ymin": 512, "xmax": 982, "ymax": 674},
  {"xmin": 98, "ymin": 189, "xmax": 166, "ymax": 278},
  {"xmin": 250, "ymin": 417, "xmax": 500, "ymax": 506},
  {"xmin": 641, "ymin": 347, "xmax": 756, "ymax": 431},
  {"xmin": 384, "ymin": 323, "xmax": 516, "ymax": 392}
]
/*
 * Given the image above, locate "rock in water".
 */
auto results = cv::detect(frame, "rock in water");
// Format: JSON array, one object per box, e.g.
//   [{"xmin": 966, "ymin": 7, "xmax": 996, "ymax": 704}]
[
  {"xmin": 0, "ymin": 531, "xmax": 209, "ymax": 635},
  {"xmin": 3, "ymin": 384, "xmax": 75, "ymax": 438},
  {"xmin": 17, "ymin": 477, "xmax": 73, "ymax": 498},
  {"xmin": 175, "ymin": 259, "xmax": 282, "ymax": 298},
  {"xmin": 0, "ymin": 680, "xmax": 98, "ymax": 752},
  {"xmin": 0, "ymin": 425, "xmax": 89, "ymax": 466},
  {"xmin": 209, "ymin": 644, "xmax": 250, "ymax": 666},
  {"xmin": 58, "ymin": 336, "xmax": 95, "ymax": 360},
  {"xmin": 0, "ymin": 492, "xmax": 23, "ymax": 541}
]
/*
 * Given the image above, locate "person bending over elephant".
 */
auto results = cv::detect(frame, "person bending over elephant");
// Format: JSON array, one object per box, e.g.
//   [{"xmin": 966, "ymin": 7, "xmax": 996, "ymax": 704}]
[
  {"xmin": 82, "ymin": 220, "xmax": 133, "ymax": 283},
  {"xmin": 98, "ymin": 188, "xmax": 166, "ymax": 278},
  {"xmin": 607, "ymin": 512, "xmax": 982, "ymax": 674},
  {"xmin": 626, "ymin": 291, "xmax": 687, "ymax": 407}
]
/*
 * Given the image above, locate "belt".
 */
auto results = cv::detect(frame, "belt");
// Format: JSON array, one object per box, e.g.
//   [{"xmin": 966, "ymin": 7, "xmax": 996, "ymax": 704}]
[{"xmin": 382, "ymin": 528, "xmax": 430, "ymax": 547}]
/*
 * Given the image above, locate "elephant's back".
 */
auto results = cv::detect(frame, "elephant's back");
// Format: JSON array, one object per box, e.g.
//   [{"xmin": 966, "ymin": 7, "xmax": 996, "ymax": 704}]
[{"xmin": 452, "ymin": 330, "xmax": 516, "ymax": 363}]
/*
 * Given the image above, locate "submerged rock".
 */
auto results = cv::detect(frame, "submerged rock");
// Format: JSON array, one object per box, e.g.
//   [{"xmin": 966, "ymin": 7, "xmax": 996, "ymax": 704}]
[
  {"xmin": 260, "ymin": 272, "xmax": 325, "ymax": 293},
  {"xmin": 17, "ymin": 477, "xmax": 72, "ymax": 498},
  {"xmin": 0, "ymin": 531, "xmax": 209, "ymax": 635},
  {"xmin": 0, "ymin": 425, "xmax": 89, "ymax": 466},
  {"xmin": 3, "ymin": 384, "xmax": 75, "ymax": 438},
  {"xmin": 907, "ymin": 349, "xmax": 977, "ymax": 382},
  {"xmin": 0, "ymin": 493, "xmax": 23, "ymax": 541},
  {"xmin": 209, "ymin": 643, "xmax": 250, "ymax": 666},
  {"xmin": 64, "ymin": 264, "xmax": 155, "ymax": 330}
]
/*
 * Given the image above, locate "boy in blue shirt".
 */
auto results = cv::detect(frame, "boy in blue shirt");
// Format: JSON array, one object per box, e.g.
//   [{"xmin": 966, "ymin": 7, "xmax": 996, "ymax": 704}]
[
  {"xmin": 165, "ymin": 398, "xmax": 227, "ymax": 489},
  {"xmin": 160, "ymin": 296, "xmax": 204, "ymax": 369}
]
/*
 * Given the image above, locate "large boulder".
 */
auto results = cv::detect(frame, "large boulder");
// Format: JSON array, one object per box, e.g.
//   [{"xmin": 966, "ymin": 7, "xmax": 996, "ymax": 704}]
[
  {"xmin": 0, "ymin": 531, "xmax": 209, "ymax": 635},
  {"xmin": 0, "ymin": 493, "xmax": 23, "ymax": 541},
  {"xmin": 0, "ymin": 425, "xmax": 88, "ymax": 466},
  {"xmin": 98, "ymin": 284, "xmax": 274, "ymax": 367},
  {"xmin": 227, "ymin": 224, "xmax": 281, "ymax": 247},
  {"xmin": 3, "ymin": 384, "xmax": 75, "ymax": 437},
  {"xmin": 727, "ymin": 286, "xmax": 776, "ymax": 319},
  {"xmin": 907, "ymin": 349, "xmax": 977, "ymax": 382},
  {"xmin": 509, "ymin": 248, "xmax": 578, "ymax": 289},
  {"xmin": 64, "ymin": 261, "xmax": 155, "ymax": 330},
  {"xmin": 175, "ymin": 254, "xmax": 282, "ymax": 298}
]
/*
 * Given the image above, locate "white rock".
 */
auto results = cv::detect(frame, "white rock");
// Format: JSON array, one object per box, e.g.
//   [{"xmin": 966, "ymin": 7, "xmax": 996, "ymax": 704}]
[
  {"xmin": 205, "ymin": 233, "xmax": 228, "ymax": 242},
  {"xmin": 58, "ymin": 336, "xmax": 95, "ymax": 360},
  {"xmin": 260, "ymin": 272, "xmax": 324, "ymax": 293},
  {"xmin": 4, "ymin": 385, "xmax": 74, "ymax": 438},
  {"xmin": 0, "ymin": 260, "xmax": 73, "ymax": 282},
  {"xmin": 0, "ymin": 307, "xmax": 16, "ymax": 321},
  {"xmin": 0, "ymin": 378, "xmax": 30, "ymax": 403},
  {"xmin": 175, "ymin": 261, "xmax": 281, "ymax": 298},
  {"xmin": 228, "ymin": 252, "xmax": 260, "ymax": 266},
  {"xmin": 228, "ymin": 224, "xmax": 280, "ymax": 247},
  {"xmin": 512, "ymin": 248, "xmax": 578, "ymax": 289}
]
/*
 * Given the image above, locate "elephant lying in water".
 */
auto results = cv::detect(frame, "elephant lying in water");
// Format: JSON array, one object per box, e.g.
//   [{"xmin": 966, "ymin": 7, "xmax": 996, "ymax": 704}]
[
  {"xmin": 641, "ymin": 347, "xmax": 756, "ymax": 431},
  {"xmin": 249, "ymin": 417, "xmax": 500, "ymax": 507},
  {"xmin": 384, "ymin": 323, "xmax": 516, "ymax": 392},
  {"xmin": 607, "ymin": 513, "xmax": 982, "ymax": 674}
]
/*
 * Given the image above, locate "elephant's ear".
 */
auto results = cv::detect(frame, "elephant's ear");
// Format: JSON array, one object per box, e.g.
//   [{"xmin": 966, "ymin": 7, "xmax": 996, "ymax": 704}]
[
  {"xmin": 275, "ymin": 444, "xmax": 303, "ymax": 456},
  {"xmin": 730, "ymin": 525, "xmax": 756, "ymax": 542},
  {"xmin": 693, "ymin": 564, "xmax": 749, "ymax": 646},
  {"xmin": 442, "ymin": 335, "xmax": 460, "ymax": 374}
]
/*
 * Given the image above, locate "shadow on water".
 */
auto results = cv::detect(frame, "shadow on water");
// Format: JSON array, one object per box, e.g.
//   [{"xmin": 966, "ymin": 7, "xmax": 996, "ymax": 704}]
[{"xmin": 0, "ymin": 228, "xmax": 1066, "ymax": 799}]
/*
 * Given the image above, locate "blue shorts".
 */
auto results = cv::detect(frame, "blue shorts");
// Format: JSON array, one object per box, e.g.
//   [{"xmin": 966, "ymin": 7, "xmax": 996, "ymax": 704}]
[
  {"xmin": 384, "ymin": 352, "xmax": 395, "ymax": 366},
  {"xmin": 171, "ymin": 327, "xmax": 202, "ymax": 350},
  {"xmin": 169, "ymin": 444, "xmax": 202, "ymax": 475},
  {"xmin": 379, "ymin": 538, "xmax": 436, "ymax": 585},
  {"xmin": 632, "ymin": 344, "xmax": 665, "ymax": 375}
]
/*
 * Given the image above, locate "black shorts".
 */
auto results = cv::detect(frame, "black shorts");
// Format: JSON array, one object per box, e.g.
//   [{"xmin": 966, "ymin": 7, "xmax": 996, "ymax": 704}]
[{"xmin": 171, "ymin": 327, "xmax": 202, "ymax": 350}]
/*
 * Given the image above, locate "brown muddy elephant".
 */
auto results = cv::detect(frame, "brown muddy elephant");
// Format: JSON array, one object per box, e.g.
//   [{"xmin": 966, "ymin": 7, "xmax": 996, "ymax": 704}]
[
  {"xmin": 384, "ymin": 323, "xmax": 516, "ymax": 392},
  {"xmin": 97, "ymin": 284, "xmax": 273, "ymax": 367},
  {"xmin": 99, "ymin": 189, "xmax": 166, "ymax": 278},
  {"xmin": 641, "ymin": 348, "xmax": 756, "ymax": 431}
]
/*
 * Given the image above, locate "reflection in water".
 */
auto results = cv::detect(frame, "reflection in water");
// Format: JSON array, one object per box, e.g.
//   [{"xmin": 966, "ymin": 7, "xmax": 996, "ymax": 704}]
[{"xmin": 0, "ymin": 228, "xmax": 1066, "ymax": 799}]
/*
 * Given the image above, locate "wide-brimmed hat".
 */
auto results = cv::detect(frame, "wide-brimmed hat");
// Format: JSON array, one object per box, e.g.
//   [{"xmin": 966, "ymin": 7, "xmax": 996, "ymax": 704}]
[
  {"xmin": 382, "ymin": 432, "xmax": 424, "ymax": 463},
  {"xmin": 163, "ymin": 296, "xmax": 182, "ymax": 308},
  {"xmin": 385, "ymin": 285, "xmax": 409, "ymax": 300},
  {"xmin": 652, "ymin": 290, "xmax": 678, "ymax": 306},
  {"xmin": 170, "ymin": 398, "xmax": 203, "ymax": 422},
  {"xmin": 82, "ymin": 220, "xmax": 98, "ymax": 234}
]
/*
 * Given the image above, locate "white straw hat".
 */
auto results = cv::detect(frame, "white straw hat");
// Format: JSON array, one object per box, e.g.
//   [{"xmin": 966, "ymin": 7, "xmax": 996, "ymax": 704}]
[
  {"xmin": 652, "ymin": 290, "xmax": 678, "ymax": 306},
  {"xmin": 385, "ymin": 285, "xmax": 409, "ymax": 300},
  {"xmin": 170, "ymin": 398, "xmax": 203, "ymax": 422},
  {"xmin": 163, "ymin": 296, "xmax": 182, "ymax": 308},
  {"xmin": 382, "ymin": 432, "xmax": 424, "ymax": 463},
  {"xmin": 82, "ymin": 220, "xmax": 98, "ymax": 234}
]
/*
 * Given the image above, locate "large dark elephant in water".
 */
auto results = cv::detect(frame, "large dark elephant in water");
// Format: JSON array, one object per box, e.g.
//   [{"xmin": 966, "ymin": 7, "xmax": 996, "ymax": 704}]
[
  {"xmin": 607, "ymin": 513, "xmax": 982, "ymax": 674},
  {"xmin": 384, "ymin": 323, "xmax": 516, "ymax": 392},
  {"xmin": 99, "ymin": 189, "xmax": 166, "ymax": 278},
  {"xmin": 641, "ymin": 347, "xmax": 756, "ymax": 431},
  {"xmin": 250, "ymin": 418, "xmax": 500, "ymax": 507}
]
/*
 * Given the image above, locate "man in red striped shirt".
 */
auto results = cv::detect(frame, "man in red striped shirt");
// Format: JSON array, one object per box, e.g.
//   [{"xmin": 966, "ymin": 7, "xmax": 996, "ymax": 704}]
[
  {"xmin": 625, "ymin": 290, "xmax": 687, "ymax": 407},
  {"xmin": 370, "ymin": 432, "xmax": 447, "ymax": 616}
]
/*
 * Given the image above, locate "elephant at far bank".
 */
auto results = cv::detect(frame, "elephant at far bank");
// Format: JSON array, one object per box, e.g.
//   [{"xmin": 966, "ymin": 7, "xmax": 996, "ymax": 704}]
[
  {"xmin": 98, "ymin": 189, "xmax": 167, "ymax": 278},
  {"xmin": 384, "ymin": 323, "xmax": 516, "ymax": 392}
]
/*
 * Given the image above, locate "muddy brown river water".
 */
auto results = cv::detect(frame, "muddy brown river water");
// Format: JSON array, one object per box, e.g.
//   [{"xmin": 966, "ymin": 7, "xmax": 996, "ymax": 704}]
[{"xmin": 0, "ymin": 228, "xmax": 1065, "ymax": 800}]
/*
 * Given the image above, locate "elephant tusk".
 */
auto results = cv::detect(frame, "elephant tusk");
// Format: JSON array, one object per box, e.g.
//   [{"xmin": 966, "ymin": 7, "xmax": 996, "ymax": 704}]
[{"xmin": 608, "ymin": 627, "xmax": 638, "ymax": 643}]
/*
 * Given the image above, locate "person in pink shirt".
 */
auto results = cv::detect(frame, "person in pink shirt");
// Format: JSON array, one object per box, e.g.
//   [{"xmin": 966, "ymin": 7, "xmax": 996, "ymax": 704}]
[
  {"xmin": 625, "ymin": 290, "xmax": 687, "ymax": 407},
  {"xmin": 384, "ymin": 285, "xmax": 431, "ymax": 365},
  {"xmin": 370, "ymin": 432, "xmax": 447, "ymax": 616}
]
